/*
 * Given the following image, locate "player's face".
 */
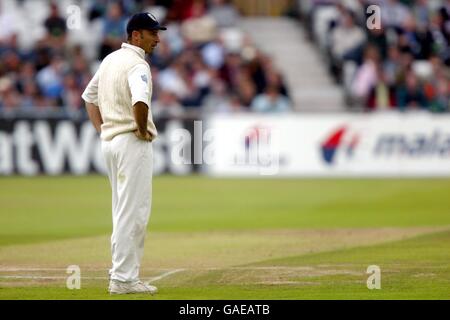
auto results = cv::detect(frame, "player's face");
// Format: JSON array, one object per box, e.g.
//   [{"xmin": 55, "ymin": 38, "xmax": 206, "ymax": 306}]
[{"xmin": 140, "ymin": 29, "xmax": 160, "ymax": 54}]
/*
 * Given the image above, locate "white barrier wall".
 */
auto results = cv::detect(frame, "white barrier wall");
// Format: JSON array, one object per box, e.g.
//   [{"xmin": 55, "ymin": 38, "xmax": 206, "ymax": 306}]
[
  {"xmin": 204, "ymin": 112, "xmax": 450, "ymax": 177},
  {"xmin": 0, "ymin": 117, "xmax": 199, "ymax": 176},
  {"xmin": 2, "ymin": 112, "xmax": 449, "ymax": 177}
]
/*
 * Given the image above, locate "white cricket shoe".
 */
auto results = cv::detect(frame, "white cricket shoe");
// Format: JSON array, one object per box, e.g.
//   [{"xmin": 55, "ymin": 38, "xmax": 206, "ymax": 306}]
[{"xmin": 108, "ymin": 280, "xmax": 158, "ymax": 295}]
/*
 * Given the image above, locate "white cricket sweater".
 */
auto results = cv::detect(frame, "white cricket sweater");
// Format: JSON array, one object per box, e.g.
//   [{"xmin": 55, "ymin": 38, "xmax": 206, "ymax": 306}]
[{"xmin": 82, "ymin": 43, "xmax": 158, "ymax": 141}]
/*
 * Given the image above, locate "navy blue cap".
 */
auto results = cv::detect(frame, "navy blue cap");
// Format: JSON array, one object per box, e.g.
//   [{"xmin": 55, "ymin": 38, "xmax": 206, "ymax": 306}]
[{"xmin": 126, "ymin": 12, "xmax": 167, "ymax": 36}]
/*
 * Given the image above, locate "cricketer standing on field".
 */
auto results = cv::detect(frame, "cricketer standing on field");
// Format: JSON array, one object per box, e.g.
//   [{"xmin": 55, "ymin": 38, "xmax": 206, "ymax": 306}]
[{"xmin": 81, "ymin": 13, "xmax": 166, "ymax": 295}]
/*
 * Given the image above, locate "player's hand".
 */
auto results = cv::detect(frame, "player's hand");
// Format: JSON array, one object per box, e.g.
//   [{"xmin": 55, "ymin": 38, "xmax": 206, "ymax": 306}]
[{"xmin": 134, "ymin": 129, "xmax": 152, "ymax": 141}]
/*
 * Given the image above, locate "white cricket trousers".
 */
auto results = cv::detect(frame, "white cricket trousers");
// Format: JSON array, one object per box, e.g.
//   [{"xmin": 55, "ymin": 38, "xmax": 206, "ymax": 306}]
[{"xmin": 101, "ymin": 132, "xmax": 153, "ymax": 282}]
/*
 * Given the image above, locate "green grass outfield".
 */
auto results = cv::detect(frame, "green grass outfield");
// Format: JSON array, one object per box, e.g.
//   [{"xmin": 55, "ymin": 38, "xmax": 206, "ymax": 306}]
[{"xmin": 0, "ymin": 176, "xmax": 449, "ymax": 299}]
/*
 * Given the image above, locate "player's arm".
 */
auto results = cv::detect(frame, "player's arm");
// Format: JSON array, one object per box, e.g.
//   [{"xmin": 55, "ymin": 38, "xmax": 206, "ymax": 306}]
[
  {"xmin": 128, "ymin": 64, "xmax": 152, "ymax": 141},
  {"xmin": 86, "ymin": 102, "xmax": 103, "ymax": 133},
  {"xmin": 82, "ymin": 70, "xmax": 103, "ymax": 134},
  {"xmin": 133, "ymin": 101, "xmax": 150, "ymax": 140}
]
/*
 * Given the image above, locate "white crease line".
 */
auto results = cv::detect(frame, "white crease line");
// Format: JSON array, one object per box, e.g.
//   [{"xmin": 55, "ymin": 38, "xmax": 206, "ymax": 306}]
[
  {"xmin": 0, "ymin": 269, "xmax": 185, "ymax": 282},
  {"xmin": 0, "ymin": 267, "xmax": 170, "ymax": 272},
  {"xmin": 0, "ymin": 268, "xmax": 69, "ymax": 272},
  {"xmin": 0, "ymin": 276, "xmax": 108, "ymax": 280},
  {"xmin": 2, "ymin": 265, "xmax": 446, "ymax": 274},
  {"xmin": 146, "ymin": 269, "xmax": 185, "ymax": 283}
]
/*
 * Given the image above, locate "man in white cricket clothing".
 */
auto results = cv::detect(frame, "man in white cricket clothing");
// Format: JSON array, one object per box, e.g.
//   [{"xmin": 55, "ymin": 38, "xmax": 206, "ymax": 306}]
[{"xmin": 81, "ymin": 13, "xmax": 166, "ymax": 295}]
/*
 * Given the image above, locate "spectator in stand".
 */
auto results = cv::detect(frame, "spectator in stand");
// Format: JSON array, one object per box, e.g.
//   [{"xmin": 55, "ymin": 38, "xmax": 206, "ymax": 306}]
[
  {"xmin": 44, "ymin": 3, "xmax": 67, "ymax": 40},
  {"xmin": 367, "ymin": 25, "xmax": 388, "ymax": 60},
  {"xmin": 152, "ymin": 90, "xmax": 184, "ymax": 118},
  {"xmin": 36, "ymin": 55, "xmax": 66, "ymax": 107},
  {"xmin": 265, "ymin": 69, "xmax": 290, "ymax": 98},
  {"xmin": 396, "ymin": 70, "xmax": 429, "ymax": 111},
  {"xmin": 428, "ymin": 74, "xmax": 449, "ymax": 112},
  {"xmin": 398, "ymin": 15, "xmax": 433, "ymax": 60},
  {"xmin": 0, "ymin": 0, "xmax": 288, "ymax": 116},
  {"xmin": 31, "ymin": 40, "xmax": 54, "ymax": 72},
  {"xmin": 201, "ymin": 37, "xmax": 225, "ymax": 69},
  {"xmin": 381, "ymin": 0, "xmax": 411, "ymax": 31},
  {"xmin": 424, "ymin": 56, "xmax": 450, "ymax": 112},
  {"xmin": 428, "ymin": 12, "xmax": 450, "ymax": 65},
  {"xmin": 98, "ymin": 2, "xmax": 127, "ymax": 60},
  {"xmin": 246, "ymin": 50, "xmax": 267, "ymax": 94},
  {"xmin": 305, "ymin": 0, "xmax": 450, "ymax": 112},
  {"xmin": 0, "ymin": 76, "xmax": 21, "ymax": 110},
  {"xmin": 383, "ymin": 45, "xmax": 402, "ymax": 86},
  {"xmin": 0, "ymin": 33, "xmax": 20, "ymax": 59},
  {"xmin": 20, "ymin": 81, "xmax": 42, "ymax": 109},
  {"xmin": 192, "ymin": 55, "xmax": 213, "ymax": 95},
  {"xmin": 227, "ymin": 93, "xmax": 245, "ymax": 112},
  {"xmin": 439, "ymin": 0, "xmax": 450, "ymax": 43},
  {"xmin": 202, "ymin": 78, "xmax": 229, "ymax": 113},
  {"xmin": 69, "ymin": 45, "xmax": 91, "ymax": 88},
  {"xmin": 16, "ymin": 61, "xmax": 37, "ymax": 107},
  {"xmin": 2, "ymin": 90, "xmax": 22, "ymax": 110},
  {"xmin": 351, "ymin": 45, "xmax": 380, "ymax": 103},
  {"xmin": 258, "ymin": 53, "xmax": 290, "ymax": 97},
  {"xmin": 203, "ymin": 90, "xmax": 244, "ymax": 114},
  {"xmin": 158, "ymin": 57, "xmax": 191, "ymax": 103},
  {"xmin": 181, "ymin": 0, "xmax": 217, "ymax": 44},
  {"xmin": 0, "ymin": 2, "xmax": 17, "ymax": 44},
  {"xmin": 251, "ymin": 85, "xmax": 291, "ymax": 113},
  {"xmin": 414, "ymin": 0, "xmax": 431, "ymax": 29},
  {"xmin": 236, "ymin": 76, "xmax": 256, "ymax": 107},
  {"xmin": 2, "ymin": 50, "xmax": 21, "ymax": 74},
  {"xmin": 328, "ymin": 8, "xmax": 366, "ymax": 80},
  {"xmin": 151, "ymin": 38, "xmax": 174, "ymax": 70},
  {"xmin": 88, "ymin": 0, "xmax": 108, "ymax": 21},
  {"xmin": 330, "ymin": 9, "xmax": 366, "ymax": 64},
  {"xmin": 167, "ymin": 0, "xmax": 200, "ymax": 21},
  {"xmin": 207, "ymin": 0, "xmax": 240, "ymax": 29},
  {"xmin": 62, "ymin": 73, "xmax": 83, "ymax": 112},
  {"xmin": 395, "ymin": 51, "xmax": 415, "ymax": 87},
  {"xmin": 219, "ymin": 52, "xmax": 242, "ymax": 90},
  {"xmin": 366, "ymin": 66, "xmax": 397, "ymax": 111}
]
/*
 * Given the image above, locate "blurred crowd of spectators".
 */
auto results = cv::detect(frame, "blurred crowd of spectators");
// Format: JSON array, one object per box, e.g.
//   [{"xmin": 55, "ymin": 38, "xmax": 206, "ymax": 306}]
[
  {"xmin": 302, "ymin": 0, "xmax": 450, "ymax": 112},
  {"xmin": 0, "ymin": 0, "xmax": 291, "ymax": 117}
]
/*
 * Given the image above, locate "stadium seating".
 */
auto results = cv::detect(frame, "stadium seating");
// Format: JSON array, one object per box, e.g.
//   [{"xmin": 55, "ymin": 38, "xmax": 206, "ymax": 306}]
[{"xmin": 0, "ymin": 0, "xmax": 293, "ymax": 117}]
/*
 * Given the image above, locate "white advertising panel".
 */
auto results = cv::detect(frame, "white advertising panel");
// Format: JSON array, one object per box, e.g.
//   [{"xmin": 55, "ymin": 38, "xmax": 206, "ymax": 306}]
[{"xmin": 204, "ymin": 112, "xmax": 450, "ymax": 177}]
